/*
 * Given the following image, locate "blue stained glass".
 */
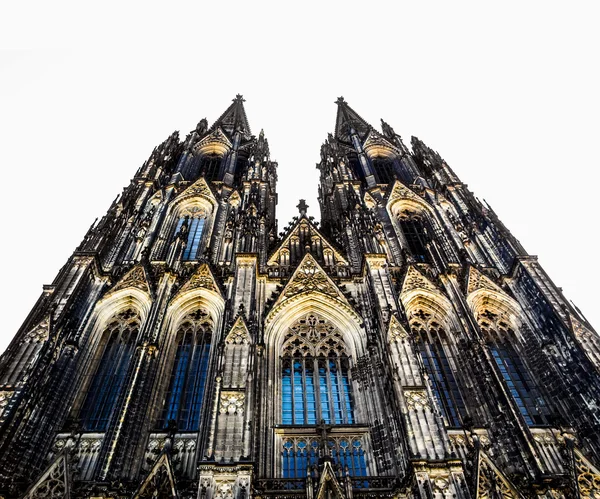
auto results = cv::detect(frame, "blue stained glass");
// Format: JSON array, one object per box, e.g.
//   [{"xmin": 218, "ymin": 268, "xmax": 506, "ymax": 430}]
[
  {"xmin": 283, "ymin": 438, "xmax": 367, "ymax": 478},
  {"xmin": 319, "ymin": 363, "xmax": 331, "ymax": 424},
  {"xmin": 178, "ymin": 217, "xmax": 205, "ymax": 261},
  {"xmin": 329, "ymin": 360, "xmax": 343, "ymax": 423},
  {"xmin": 161, "ymin": 329, "xmax": 211, "ymax": 431},
  {"xmin": 419, "ymin": 339, "xmax": 464, "ymax": 427},
  {"xmin": 185, "ymin": 341, "xmax": 211, "ymax": 430},
  {"xmin": 341, "ymin": 368, "xmax": 354, "ymax": 423},
  {"xmin": 163, "ymin": 341, "xmax": 191, "ymax": 424},
  {"xmin": 293, "ymin": 361, "xmax": 305, "ymax": 424},
  {"xmin": 81, "ymin": 315, "xmax": 138, "ymax": 431},
  {"xmin": 490, "ymin": 347, "xmax": 539, "ymax": 426},
  {"xmin": 281, "ymin": 356, "xmax": 354, "ymax": 426},
  {"xmin": 282, "ymin": 363, "xmax": 293, "ymax": 424},
  {"xmin": 305, "ymin": 365, "xmax": 317, "ymax": 424}
]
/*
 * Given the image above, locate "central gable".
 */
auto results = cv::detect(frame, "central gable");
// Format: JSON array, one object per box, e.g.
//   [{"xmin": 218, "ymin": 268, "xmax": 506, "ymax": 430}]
[
  {"xmin": 268, "ymin": 216, "xmax": 349, "ymax": 270},
  {"xmin": 266, "ymin": 254, "xmax": 359, "ymax": 326}
]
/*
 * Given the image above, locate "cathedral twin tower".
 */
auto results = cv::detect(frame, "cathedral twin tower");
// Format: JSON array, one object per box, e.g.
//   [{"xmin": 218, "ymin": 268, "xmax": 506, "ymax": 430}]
[{"xmin": 1, "ymin": 96, "xmax": 600, "ymax": 499}]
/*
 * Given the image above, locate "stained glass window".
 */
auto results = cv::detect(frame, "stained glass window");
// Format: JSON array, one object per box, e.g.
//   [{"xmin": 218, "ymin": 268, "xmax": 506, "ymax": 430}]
[
  {"xmin": 281, "ymin": 314, "xmax": 354, "ymax": 425},
  {"xmin": 399, "ymin": 217, "xmax": 429, "ymax": 263},
  {"xmin": 490, "ymin": 344, "xmax": 547, "ymax": 426},
  {"xmin": 80, "ymin": 309, "xmax": 140, "ymax": 431},
  {"xmin": 201, "ymin": 154, "xmax": 222, "ymax": 181},
  {"xmin": 175, "ymin": 216, "xmax": 205, "ymax": 261},
  {"xmin": 281, "ymin": 437, "xmax": 367, "ymax": 478},
  {"xmin": 480, "ymin": 313, "xmax": 549, "ymax": 426},
  {"xmin": 159, "ymin": 309, "xmax": 212, "ymax": 431},
  {"xmin": 371, "ymin": 158, "xmax": 395, "ymax": 184},
  {"xmin": 416, "ymin": 325, "xmax": 465, "ymax": 427}
]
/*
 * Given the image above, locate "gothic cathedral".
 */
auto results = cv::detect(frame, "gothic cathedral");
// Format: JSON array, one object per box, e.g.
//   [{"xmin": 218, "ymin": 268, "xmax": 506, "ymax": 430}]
[{"xmin": 1, "ymin": 96, "xmax": 600, "ymax": 499}]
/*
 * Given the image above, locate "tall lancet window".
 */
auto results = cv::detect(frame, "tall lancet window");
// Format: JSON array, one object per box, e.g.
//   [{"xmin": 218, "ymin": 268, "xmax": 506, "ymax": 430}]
[
  {"xmin": 80, "ymin": 309, "xmax": 140, "ymax": 431},
  {"xmin": 200, "ymin": 154, "xmax": 223, "ymax": 182},
  {"xmin": 280, "ymin": 313, "xmax": 365, "ymax": 478},
  {"xmin": 398, "ymin": 213, "xmax": 430, "ymax": 263},
  {"xmin": 281, "ymin": 314, "xmax": 354, "ymax": 426},
  {"xmin": 371, "ymin": 157, "xmax": 396, "ymax": 184},
  {"xmin": 175, "ymin": 207, "xmax": 207, "ymax": 261},
  {"xmin": 413, "ymin": 317, "xmax": 465, "ymax": 427},
  {"xmin": 479, "ymin": 311, "xmax": 549, "ymax": 426},
  {"xmin": 160, "ymin": 309, "xmax": 212, "ymax": 431}
]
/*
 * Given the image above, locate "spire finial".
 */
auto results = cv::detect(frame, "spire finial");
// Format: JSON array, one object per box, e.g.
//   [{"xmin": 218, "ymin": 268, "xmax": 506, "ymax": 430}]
[
  {"xmin": 234, "ymin": 94, "xmax": 245, "ymax": 102},
  {"xmin": 335, "ymin": 96, "xmax": 346, "ymax": 105},
  {"xmin": 297, "ymin": 199, "xmax": 309, "ymax": 216}
]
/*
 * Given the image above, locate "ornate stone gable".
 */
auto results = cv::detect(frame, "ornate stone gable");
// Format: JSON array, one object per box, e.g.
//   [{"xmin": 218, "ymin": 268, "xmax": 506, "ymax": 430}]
[
  {"xmin": 193, "ymin": 126, "xmax": 233, "ymax": 156},
  {"xmin": 175, "ymin": 263, "xmax": 221, "ymax": 297},
  {"xmin": 362, "ymin": 128, "xmax": 402, "ymax": 158},
  {"xmin": 315, "ymin": 460, "xmax": 347, "ymax": 499},
  {"xmin": 400, "ymin": 265, "xmax": 440, "ymax": 295},
  {"xmin": 176, "ymin": 175, "xmax": 217, "ymax": 206},
  {"xmin": 363, "ymin": 190, "xmax": 377, "ymax": 209},
  {"xmin": 267, "ymin": 216, "xmax": 348, "ymax": 267},
  {"xmin": 475, "ymin": 452, "xmax": 522, "ymax": 499},
  {"xmin": 23, "ymin": 453, "xmax": 71, "ymax": 499},
  {"xmin": 267, "ymin": 254, "xmax": 359, "ymax": 324},
  {"xmin": 23, "ymin": 316, "xmax": 51, "ymax": 343},
  {"xmin": 574, "ymin": 448, "xmax": 600, "ymax": 499},
  {"xmin": 387, "ymin": 179, "xmax": 428, "ymax": 207},
  {"xmin": 225, "ymin": 316, "xmax": 251, "ymax": 345},
  {"xmin": 281, "ymin": 254, "xmax": 342, "ymax": 301},
  {"xmin": 388, "ymin": 315, "xmax": 409, "ymax": 342},
  {"xmin": 570, "ymin": 314, "xmax": 598, "ymax": 341},
  {"xmin": 466, "ymin": 266, "xmax": 504, "ymax": 295},
  {"xmin": 108, "ymin": 264, "xmax": 151, "ymax": 297},
  {"xmin": 133, "ymin": 452, "xmax": 178, "ymax": 499}
]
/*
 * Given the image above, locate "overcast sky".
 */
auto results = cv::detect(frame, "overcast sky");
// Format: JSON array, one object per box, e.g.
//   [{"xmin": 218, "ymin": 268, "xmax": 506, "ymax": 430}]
[{"xmin": 1, "ymin": 2, "xmax": 598, "ymax": 354}]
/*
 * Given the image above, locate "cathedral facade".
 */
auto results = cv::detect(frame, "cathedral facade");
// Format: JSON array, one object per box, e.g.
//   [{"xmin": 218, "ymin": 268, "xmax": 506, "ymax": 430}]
[{"xmin": 1, "ymin": 95, "xmax": 600, "ymax": 499}]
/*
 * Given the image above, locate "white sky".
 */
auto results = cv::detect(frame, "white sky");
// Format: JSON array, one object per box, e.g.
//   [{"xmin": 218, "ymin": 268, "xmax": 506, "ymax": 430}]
[{"xmin": 1, "ymin": 2, "xmax": 599, "ymax": 354}]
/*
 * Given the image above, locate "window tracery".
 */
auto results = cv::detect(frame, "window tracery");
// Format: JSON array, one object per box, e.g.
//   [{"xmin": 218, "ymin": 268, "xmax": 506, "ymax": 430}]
[
  {"xmin": 281, "ymin": 314, "xmax": 354, "ymax": 426},
  {"xmin": 159, "ymin": 309, "xmax": 213, "ymax": 431},
  {"xmin": 281, "ymin": 435, "xmax": 367, "ymax": 478},
  {"xmin": 175, "ymin": 206, "xmax": 207, "ymax": 261},
  {"xmin": 410, "ymin": 313, "xmax": 465, "ymax": 427},
  {"xmin": 478, "ymin": 309, "xmax": 549, "ymax": 426},
  {"xmin": 397, "ymin": 210, "xmax": 430, "ymax": 263},
  {"xmin": 371, "ymin": 157, "xmax": 396, "ymax": 185},
  {"xmin": 80, "ymin": 309, "xmax": 140, "ymax": 431}
]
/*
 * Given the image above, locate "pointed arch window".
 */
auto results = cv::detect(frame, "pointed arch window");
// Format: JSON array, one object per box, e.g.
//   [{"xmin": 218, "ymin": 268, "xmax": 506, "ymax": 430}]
[
  {"xmin": 175, "ymin": 208, "xmax": 207, "ymax": 261},
  {"xmin": 281, "ymin": 436, "xmax": 367, "ymax": 479},
  {"xmin": 281, "ymin": 314, "xmax": 354, "ymax": 426},
  {"xmin": 159, "ymin": 309, "xmax": 212, "ymax": 431},
  {"xmin": 80, "ymin": 309, "xmax": 140, "ymax": 431},
  {"xmin": 480, "ymin": 313, "xmax": 549, "ymax": 426},
  {"xmin": 398, "ymin": 214, "xmax": 429, "ymax": 263},
  {"xmin": 413, "ymin": 319, "xmax": 465, "ymax": 427},
  {"xmin": 371, "ymin": 157, "xmax": 396, "ymax": 185},
  {"xmin": 200, "ymin": 154, "xmax": 223, "ymax": 182}
]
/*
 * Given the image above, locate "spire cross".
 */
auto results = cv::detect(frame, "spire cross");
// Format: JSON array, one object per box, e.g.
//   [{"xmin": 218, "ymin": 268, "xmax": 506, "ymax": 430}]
[
  {"xmin": 335, "ymin": 96, "xmax": 346, "ymax": 105},
  {"xmin": 234, "ymin": 94, "xmax": 246, "ymax": 102}
]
